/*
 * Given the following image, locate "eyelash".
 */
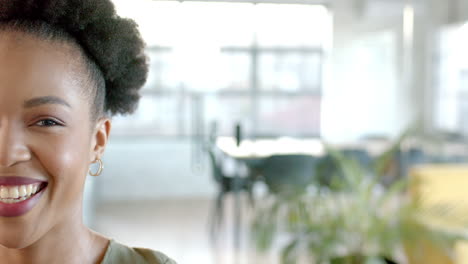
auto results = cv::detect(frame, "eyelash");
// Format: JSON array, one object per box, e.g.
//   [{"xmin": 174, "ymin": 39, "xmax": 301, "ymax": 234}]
[{"xmin": 35, "ymin": 118, "xmax": 64, "ymax": 127}]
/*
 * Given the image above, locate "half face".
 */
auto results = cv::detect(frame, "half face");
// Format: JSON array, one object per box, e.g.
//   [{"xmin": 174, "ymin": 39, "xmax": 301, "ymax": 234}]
[{"xmin": 0, "ymin": 31, "xmax": 100, "ymax": 248}]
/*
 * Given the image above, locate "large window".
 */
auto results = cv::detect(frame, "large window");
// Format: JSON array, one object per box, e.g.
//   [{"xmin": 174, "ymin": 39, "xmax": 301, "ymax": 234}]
[
  {"xmin": 111, "ymin": 0, "xmax": 331, "ymax": 138},
  {"xmin": 433, "ymin": 23, "xmax": 468, "ymax": 135}
]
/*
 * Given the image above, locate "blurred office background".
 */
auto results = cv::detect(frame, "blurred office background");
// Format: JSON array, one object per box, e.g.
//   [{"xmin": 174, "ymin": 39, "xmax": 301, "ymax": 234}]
[{"xmin": 82, "ymin": 0, "xmax": 468, "ymax": 263}]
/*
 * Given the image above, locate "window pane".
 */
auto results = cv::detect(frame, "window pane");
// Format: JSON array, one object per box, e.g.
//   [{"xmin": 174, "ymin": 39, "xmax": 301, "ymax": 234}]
[
  {"xmin": 113, "ymin": 0, "xmax": 182, "ymax": 46},
  {"xmin": 434, "ymin": 25, "xmax": 466, "ymax": 132},
  {"xmin": 180, "ymin": 2, "xmax": 255, "ymax": 47},
  {"xmin": 111, "ymin": 1, "xmax": 330, "ymax": 138},
  {"xmin": 255, "ymin": 4, "xmax": 329, "ymax": 47},
  {"xmin": 144, "ymin": 50, "xmax": 179, "ymax": 91},
  {"xmin": 218, "ymin": 53, "xmax": 251, "ymax": 91},
  {"xmin": 144, "ymin": 50, "xmax": 251, "ymax": 92},
  {"xmin": 203, "ymin": 95, "xmax": 253, "ymax": 137},
  {"xmin": 257, "ymin": 96, "xmax": 321, "ymax": 137},
  {"xmin": 111, "ymin": 95, "xmax": 182, "ymax": 136},
  {"xmin": 259, "ymin": 53, "xmax": 322, "ymax": 92}
]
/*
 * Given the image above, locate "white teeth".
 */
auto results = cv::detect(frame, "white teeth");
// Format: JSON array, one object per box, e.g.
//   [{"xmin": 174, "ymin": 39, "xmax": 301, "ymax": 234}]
[
  {"xmin": 0, "ymin": 183, "xmax": 43, "ymax": 203},
  {"xmin": 0, "ymin": 187, "xmax": 7, "ymax": 199},
  {"xmin": 0, "ymin": 199, "xmax": 11, "ymax": 204},
  {"xmin": 1, "ymin": 198, "xmax": 19, "ymax": 204},
  {"xmin": 26, "ymin": 185, "xmax": 33, "ymax": 196},
  {"xmin": 19, "ymin": 185, "xmax": 27, "ymax": 197},
  {"xmin": 32, "ymin": 184, "xmax": 38, "ymax": 194},
  {"xmin": 9, "ymin": 187, "xmax": 19, "ymax": 199}
]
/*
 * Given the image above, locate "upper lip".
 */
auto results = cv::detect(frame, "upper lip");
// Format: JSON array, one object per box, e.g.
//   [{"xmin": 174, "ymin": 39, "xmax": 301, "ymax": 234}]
[{"xmin": 0, "ymin": 176, "xmax": 47, "ymax": 186}]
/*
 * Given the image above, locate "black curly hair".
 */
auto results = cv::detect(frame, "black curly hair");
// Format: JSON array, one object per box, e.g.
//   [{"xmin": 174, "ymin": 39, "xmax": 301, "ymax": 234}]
[{"xmin": 0, "ymin": 0, "xmax": 148, "ymax": 120}]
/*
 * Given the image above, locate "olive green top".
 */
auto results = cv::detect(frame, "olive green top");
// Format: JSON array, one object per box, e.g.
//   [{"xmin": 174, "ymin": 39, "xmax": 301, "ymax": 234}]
[{"xmin": 100, "ymin": 240, "xmax": 177, "ymax": 264}]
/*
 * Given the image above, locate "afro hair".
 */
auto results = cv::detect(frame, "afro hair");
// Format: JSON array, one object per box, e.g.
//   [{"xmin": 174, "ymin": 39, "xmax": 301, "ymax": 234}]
[{"xmin": 0, "ymin": 0, "xmax": 149, "ymax": 117}]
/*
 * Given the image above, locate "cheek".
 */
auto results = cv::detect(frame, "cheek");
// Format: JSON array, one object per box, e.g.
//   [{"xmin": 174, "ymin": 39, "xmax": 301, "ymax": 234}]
[
  {"xmin": 49, "ymin": 145, "xmax": 87, "ymax": 181},
  {"xmin": 30, "ymin": 128, "xmax": 92, "ymax": 202}
]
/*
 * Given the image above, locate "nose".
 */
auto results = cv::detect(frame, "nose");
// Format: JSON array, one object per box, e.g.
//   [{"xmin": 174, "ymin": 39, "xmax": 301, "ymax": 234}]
[{"xmin": 0, "ymin": 123, "xmax": 31, "ymax": 167}]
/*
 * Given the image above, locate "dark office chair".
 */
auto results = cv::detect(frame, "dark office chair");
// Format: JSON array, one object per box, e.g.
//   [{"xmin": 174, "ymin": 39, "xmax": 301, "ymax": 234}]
[
  {"xmin": 316, "ymin": 149, "xmax": 372, "ymax": 190},
  {"xmin": 261, "ymin": 154, "xmax": 319, "ymax": 196},
  {"xmin": 207, "ymin": 147, "xmax": 254, "ymax": 241},
  {"xmin": 342, "ymin": 149, "xmax": 372, "ymax": 167},
  {"xmin": 397, "ymin": 147, "xmax": 426, "ymax": 177}
]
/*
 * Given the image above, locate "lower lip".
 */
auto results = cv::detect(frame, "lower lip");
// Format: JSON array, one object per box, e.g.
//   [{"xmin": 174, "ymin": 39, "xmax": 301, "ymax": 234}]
[{"xmin": 0, "ymin": 185, "xmax": 47, "ymax": 217}]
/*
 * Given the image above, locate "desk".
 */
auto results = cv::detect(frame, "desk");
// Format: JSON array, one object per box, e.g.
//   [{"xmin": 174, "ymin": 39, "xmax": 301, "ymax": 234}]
[
  {"xmin": 216, "ymin": 136, "xmax": 325, "ymax": 159},
  {"xmin": 216, "ymin": 136, "xmax": 393, "ymax": 159}
]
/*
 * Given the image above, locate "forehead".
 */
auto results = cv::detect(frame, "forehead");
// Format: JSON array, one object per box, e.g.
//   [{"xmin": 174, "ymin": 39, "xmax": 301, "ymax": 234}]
[{"xmin": 0, "ymin": 31, "xmax": 88, "ymax": 109}]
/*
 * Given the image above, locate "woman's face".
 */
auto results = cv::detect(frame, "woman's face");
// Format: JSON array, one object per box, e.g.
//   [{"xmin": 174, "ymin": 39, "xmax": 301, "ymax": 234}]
[{"xmin": 0, "ymin": 31, "xmax": 110, "ymax": 248}]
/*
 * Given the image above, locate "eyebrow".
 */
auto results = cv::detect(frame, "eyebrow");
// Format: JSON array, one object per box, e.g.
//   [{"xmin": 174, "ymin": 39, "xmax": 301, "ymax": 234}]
[{"xmin": 23, "ymin": 96, "xmax": 71, "ymax": 109}]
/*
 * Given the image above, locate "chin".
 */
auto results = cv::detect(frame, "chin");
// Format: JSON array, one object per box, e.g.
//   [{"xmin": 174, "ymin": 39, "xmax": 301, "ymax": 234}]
[
  {"xmin": 0, "ymin": 224, "xmax": 38, "ymax": 249},
  {"xmin": 0, "ymin": 237, "xmax": 31, "ymax": 249}
]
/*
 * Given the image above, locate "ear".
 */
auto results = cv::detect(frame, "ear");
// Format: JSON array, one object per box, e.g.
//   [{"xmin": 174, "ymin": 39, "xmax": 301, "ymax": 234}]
[{"xmin": 89, "ymin": 117, "xmax": 112, "ymax": 163}]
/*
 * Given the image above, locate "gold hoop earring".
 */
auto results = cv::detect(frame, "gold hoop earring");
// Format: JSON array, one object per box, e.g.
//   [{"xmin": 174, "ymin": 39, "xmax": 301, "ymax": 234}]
[{"xmin": 89, "ymin": 158, "xmax": 104, "ymax": 176}]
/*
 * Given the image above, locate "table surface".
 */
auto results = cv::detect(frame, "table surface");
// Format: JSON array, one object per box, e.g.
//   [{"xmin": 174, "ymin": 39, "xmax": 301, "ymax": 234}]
[{"xmin": 216, "ymin": 136, "xmax": 392, "ymax": 159}]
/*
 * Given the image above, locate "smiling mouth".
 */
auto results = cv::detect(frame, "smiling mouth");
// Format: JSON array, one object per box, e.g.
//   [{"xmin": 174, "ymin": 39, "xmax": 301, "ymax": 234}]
[{"xmin": 0, "ymin": 183, "xmax": 47, "ymax": 204}]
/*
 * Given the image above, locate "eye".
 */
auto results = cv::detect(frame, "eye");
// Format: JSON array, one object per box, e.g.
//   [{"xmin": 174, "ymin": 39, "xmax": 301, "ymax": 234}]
[{"xmin": 35, "ymin": 118, "xmax": 63, "ymax": 127}]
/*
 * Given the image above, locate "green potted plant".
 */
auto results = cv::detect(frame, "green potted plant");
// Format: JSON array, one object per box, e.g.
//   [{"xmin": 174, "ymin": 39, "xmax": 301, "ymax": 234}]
[{"xmin": 252, "ymin": 134, "xmax": 466, "ymax": 264}]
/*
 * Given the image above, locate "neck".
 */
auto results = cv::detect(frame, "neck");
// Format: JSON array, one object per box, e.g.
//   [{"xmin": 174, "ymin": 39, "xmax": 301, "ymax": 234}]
[{"xmin": 0, "ymin": 211, "xmax": 109, "ymax": 264}]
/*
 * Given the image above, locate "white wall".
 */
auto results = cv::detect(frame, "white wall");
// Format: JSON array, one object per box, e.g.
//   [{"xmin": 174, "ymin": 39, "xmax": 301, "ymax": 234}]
[{"xmin": 94, "ymin": 138, "xmax": 215, "ymax": 202}]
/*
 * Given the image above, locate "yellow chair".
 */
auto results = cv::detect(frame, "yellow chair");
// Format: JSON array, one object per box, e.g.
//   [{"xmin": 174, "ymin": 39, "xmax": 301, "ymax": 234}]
[{"xmin": 408, "ymin": 165, "xmax": 468, "ymax": 264}]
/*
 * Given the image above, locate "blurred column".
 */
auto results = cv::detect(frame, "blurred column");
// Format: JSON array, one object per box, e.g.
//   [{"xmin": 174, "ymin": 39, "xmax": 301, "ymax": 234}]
[
  {"xmin": 399, "ymin": 0, "xmax": 437, "ymax": 133},
  {"xmin": 400, "ymin": 0, "xmax": 420, "ymax": 130}
]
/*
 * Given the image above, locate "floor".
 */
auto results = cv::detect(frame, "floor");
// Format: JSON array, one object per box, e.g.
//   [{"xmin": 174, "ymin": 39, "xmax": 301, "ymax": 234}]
[{"xmin": 93, "ymin": 196, "xmax": 279, "ymax": 264}]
